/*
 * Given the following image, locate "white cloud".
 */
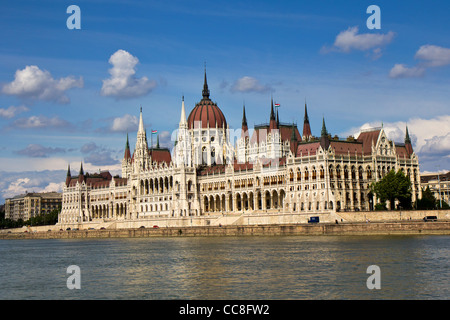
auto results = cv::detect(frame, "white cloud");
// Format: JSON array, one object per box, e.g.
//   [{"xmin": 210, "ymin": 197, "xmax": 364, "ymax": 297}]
[
  {"xmin": 2, "ymin": 178, "xmax": 31, "ymax": 199},
  {"xmin": 0, "ymin": 173, "xmax": 65, "ymax": 202},
  {"xmin": 42, "ymin": 182, "xmax": 64, "ymax": 193},
  {"xmin": 0, "ymin": 170, "xmax": 66, "ymax": 202},
  {"xmin": 156, "ymin": 130, "xmax": 172, "ymax": 149},
  {"xmin": 231, "ymin": 76, "xmax": 272, "ymax": 93},
  {"xmin": 0, "ymin": 105, "xmax": 29, "ymax": 119},
  {"xmin": 111, "ymin": 114, "xmax": 138, "ymax": 132},
  {"xmin": 389, "ymin": 44, "xmax": 450, "ymax": 79},
  {"xmin": 101, "ymin": 49, "xmax": 157, "ymax": 99},
  {"xmin": 84, "ymin": 151, "xmax": 119, "ymax": 166},
  {"xmin": 1, "ymin": 65, "xmax": 83, "ymax": 104},
  {"xmin": 420, "ymin": 132, "xmax": 450, "ymax": 156},
  {"xmin": 80, "ymin": 142, "xmax": 98, "ymax": 154},
  {"xmin": 415, "ymin": 45, "xmax": 450, "ymax": 67},
  {"xmin": 13, "ymin": 115, "xmax": 71, "ymax": 129},
  {"xmin": 15, "ymin": 144, "xmax": 66, "ymax": 158},
  {"xmin": 80, "ymin": 142, "xmax": 120, "ymax": 167},
  {"xmin": 343, "ymin": 115, "xmax": 450, "ymax": 172},
  {"xmin": 323, "ymin": 26, "xmax": 395, "ymax": 57},
  {"xmin": 389, "ymin": 64, "xmax": 426, "ymax": 79}
]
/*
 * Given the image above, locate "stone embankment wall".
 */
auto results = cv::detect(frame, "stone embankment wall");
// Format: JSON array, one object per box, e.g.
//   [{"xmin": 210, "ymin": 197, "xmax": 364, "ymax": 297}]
[
  {"xmin": 1, "ymin": 210, "xmax": 449, "ymax": 239},
  {"xmin": 2, "ymin": 221, "xmax": 450, "ymax": 239},
  {"xmin": 336, "ymin": 209, "xmax": 450, "ymax": 222}
]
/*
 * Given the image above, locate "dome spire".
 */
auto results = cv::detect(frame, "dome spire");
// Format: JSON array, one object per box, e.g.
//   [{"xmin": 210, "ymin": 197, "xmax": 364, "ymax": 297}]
[{"xmin": 202, "ymin": 63, "xmax": 210, "ymax": 100}]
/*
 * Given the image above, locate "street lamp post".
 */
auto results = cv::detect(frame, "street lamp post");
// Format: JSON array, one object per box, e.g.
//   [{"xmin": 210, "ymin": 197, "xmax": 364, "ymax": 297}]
[{"xmin": 437, "ymin": 166, "xmax": 442, "ymax": 209}]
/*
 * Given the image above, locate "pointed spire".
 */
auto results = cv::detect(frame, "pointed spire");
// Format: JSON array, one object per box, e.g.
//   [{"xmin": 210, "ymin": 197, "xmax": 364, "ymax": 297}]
[
  {"xmin": 270, "ymin": 96, "xmax": 275, "ymax": 121},
  {"xmin": 302, "ymin": 101, "xmax": 312, "ymax": 140},
  {"xmin": 290, "ymin": 122, "xmax": 299, "ymax": 155},
  {"xmin": 269, "ymin": 96, "xmax": 277, "ymax": 130},
  {"xmin": 276, "ymin": 109, "xmax": 280, "ymax": 128},
  {"xmin": 79, "ymin": 162, "xmax": 84, "ymax": 176},
  {"xmin": 65, "ymin": 164, "xmax": 71, "ymax": 186},
  {"xmin": 290, "ymin": 123, "xmax": 297, "ymax": 141},
  {"xmin": 405, "ymin": 125, "xmax": 413, "ymax": 155},
  {"xmin": 202, "ymin": 64, "xmax": 210, "ymax": 100},
  {"xmin": 321, "ymin": 117, "xmax": 328, "ymax": 137},
  {"xmin": 180, "ymin": 95, "xmax": 186, "ymax": 125},
  {"xmin": 304, "ymin": 101, "xmax": 309, "ymax": 123},
  {"xmin": 241, "ymin": 104, "xmax": 248, "ymax": 139},
  {"xmin": 156, "ymin": 134, "xmax": 160, "ymax": 149},
  {"xmin": 138, "ymin": 106, "xmax": 145, "ymax": 133},
  {"xmin": 405, "ymin": 125, "xmax": 411, "ymax": 144},
  {"xmin": 124, "ymin": 133, "xmax": 131, "ymax": 160},
  {"xmin": 242, "ymin": 104, "xmax": 247, "ymax": 127},
  {"xmin": 320, "ymin": 117, "xmax": 330, "ymax": 150}
]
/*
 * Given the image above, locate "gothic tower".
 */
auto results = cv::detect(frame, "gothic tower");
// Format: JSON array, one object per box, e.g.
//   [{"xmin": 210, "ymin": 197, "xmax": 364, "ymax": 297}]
[
  {"xmin": 302, "ymin": 102, "xmax": 312, "ymax": 141},
  {"xmin": 133, "ymin": 107, "xmax": 149, "ymax": 172}
]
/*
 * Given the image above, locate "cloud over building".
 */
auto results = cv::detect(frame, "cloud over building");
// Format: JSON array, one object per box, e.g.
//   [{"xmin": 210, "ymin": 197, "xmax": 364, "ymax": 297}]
[{"xmin": 101, "ymin": 50, "xmax": 157, "ymax": 99}]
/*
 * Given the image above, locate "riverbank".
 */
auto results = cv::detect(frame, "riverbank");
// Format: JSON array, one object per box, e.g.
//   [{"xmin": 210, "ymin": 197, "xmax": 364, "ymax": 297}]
[{"xmin": 2, "ymin": 220, "xmax": 450, "ymax": 239}]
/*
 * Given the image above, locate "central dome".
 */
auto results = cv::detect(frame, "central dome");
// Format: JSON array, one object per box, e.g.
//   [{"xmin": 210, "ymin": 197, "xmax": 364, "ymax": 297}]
[{"xmin": 187, "ymin": 70, "xmax": 227, "ymax": 129}]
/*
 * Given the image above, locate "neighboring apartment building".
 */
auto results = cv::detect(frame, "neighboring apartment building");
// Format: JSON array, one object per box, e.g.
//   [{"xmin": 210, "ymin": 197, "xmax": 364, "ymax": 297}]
[
  {"xmin": 420, "ymin": 171, "xmax": 450, "ymax": 207},
  {"xmin": 5, "ymin": 192, "xmax": 62, "ymax": 221}
]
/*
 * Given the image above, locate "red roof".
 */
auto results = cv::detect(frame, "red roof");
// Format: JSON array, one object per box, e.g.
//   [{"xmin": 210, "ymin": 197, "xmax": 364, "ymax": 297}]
[
  {"xmin": 149, "ymin": 148, "xmax": 171, "ymax": 165},
  {"xmin": 250, "ymin": 124, "xmax": 301, "ymax": 145},
  {"xmin": 187, "ymin": 99, "xmax": 227, "ymax": 129},
  {"xmin": 233, "ymin": 162, "xmax": 254, "ymax": 172},
  {"xmin": 329, "ymin": 141, "xmax": 363, "ymax": 155},
  {"xmin": 197, "ymin": 164, "xmax": 226, "ymax": 176},
  {"xmin": 296, "ymin": 142, "xmax": 320, "ymax": 156},
  {"xmin": 395, "ymin": 145, "xmax": 410, "ymax": 159},
  {"xmin": 67, "ymin": 171, "xmax": 127, "ymax": 188},
  {"xmin": 356, "ymin": 130, "xmax": 380, "ymax": 155},
  {"xmin": 124, "ymin": 147, "xmax": 131, "ymax": 160}
]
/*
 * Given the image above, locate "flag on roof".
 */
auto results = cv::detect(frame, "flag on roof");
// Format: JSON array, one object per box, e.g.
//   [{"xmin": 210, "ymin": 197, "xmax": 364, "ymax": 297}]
[
  {"xmin": 151, "ymin": 130, "xmax": 157, "ymax": 134},
  {"xmin": 274, "ymin": 103, "xmax": 280, "ymax": 107}
]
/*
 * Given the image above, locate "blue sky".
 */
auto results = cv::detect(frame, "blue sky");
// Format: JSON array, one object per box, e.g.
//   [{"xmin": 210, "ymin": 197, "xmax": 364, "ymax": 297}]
[{"xmin": 0, "ymin": 0, "xmax": 449, "ymax": 202}]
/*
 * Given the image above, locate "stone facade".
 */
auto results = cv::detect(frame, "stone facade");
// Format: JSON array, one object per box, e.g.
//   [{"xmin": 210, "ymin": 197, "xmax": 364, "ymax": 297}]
[
  {"xmin": 58, "ymin": 71, "xmax": 422, "ymax": 225},
  {"xmin": 5, "ymin": 192, "xmax": 62, "ymax": 221},
  {"xmin": 420, "ymin": 171, "xmax": 450, "ymax": 207}
]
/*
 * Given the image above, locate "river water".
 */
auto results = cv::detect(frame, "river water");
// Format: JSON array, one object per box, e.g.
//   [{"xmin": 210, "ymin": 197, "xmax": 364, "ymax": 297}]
[{"xmin": 0, "ymin": 235, "xmax": 448, "ymax": 300}]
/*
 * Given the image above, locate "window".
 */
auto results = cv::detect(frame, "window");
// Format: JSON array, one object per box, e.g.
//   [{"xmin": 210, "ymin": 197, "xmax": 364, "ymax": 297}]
[
  {"xmin": 202, "ymin": 147, "xmax": 207, "ymax": 165},
  {"xmin": 211, "ymin": 147, "xmax": 216, "ymax": 164}
]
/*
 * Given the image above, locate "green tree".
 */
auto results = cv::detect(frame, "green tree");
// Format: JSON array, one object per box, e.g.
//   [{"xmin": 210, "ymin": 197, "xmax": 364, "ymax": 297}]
[
  {"xmin": 374, "ymin": 202, "xmax": 387, "ymax": 211},
  {"xmin": 415, "ymin": 186, "xmax": 436, "ymax": 210},
  {"xmin": 24, "ymin": 206, "xmax": 60, "ymax": 227},
  {"xmin": 371, "ymin": 169, "xmax": 412, "ymax": 210}
]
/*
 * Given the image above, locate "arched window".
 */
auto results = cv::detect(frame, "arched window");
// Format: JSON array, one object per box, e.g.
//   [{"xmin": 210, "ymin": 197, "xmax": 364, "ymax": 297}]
[
  {"xmin": 211, "ymin": 147, "xmax": 216, "ymax": 165},
  {"xmin": 367, "ymin": 166, "xmax": 372, "ymax": 179},
  {"xmin": 202, "ymin": 147, "xmax": 207, "ymax": 165}
]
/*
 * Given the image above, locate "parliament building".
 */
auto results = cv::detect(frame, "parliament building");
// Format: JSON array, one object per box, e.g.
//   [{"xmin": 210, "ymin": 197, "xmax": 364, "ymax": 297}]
[{"xmin": 58, "ymin": 71, "xmax": 422, "ymax": 225}]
